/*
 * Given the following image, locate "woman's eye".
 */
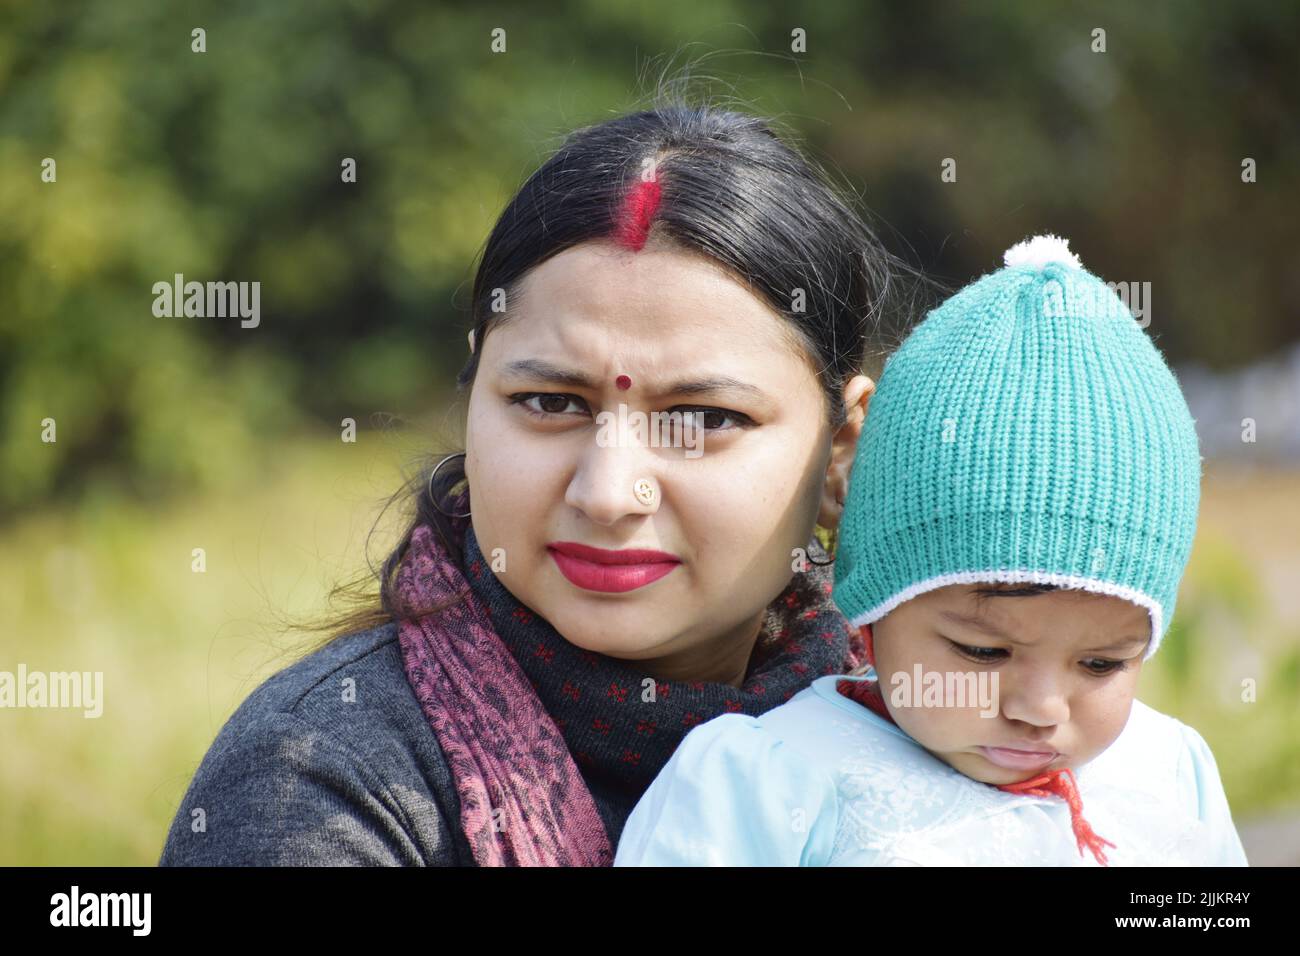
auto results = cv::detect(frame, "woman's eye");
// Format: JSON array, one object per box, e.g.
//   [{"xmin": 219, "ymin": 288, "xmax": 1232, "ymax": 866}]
[
  {"xmin": 671, "ymin": 406, "xmax": 753, "ymax": 431},
  {"xmin": 509, "ymin": 394, "xmax": 752, "ymax": 430},
  {"xmin": 512, "ymin": 392, "xmax": 588, "ymax": 417}
]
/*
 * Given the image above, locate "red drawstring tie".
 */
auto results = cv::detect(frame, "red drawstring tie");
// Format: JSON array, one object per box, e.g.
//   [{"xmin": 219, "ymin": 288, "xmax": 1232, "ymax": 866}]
[
  {"xmin": 836, "ymin": 623, "xmax": 1117, "ymax": 866},
  {"xmin": 997, "ymin": 767, "xmax": 1115, "ymax": 866}
]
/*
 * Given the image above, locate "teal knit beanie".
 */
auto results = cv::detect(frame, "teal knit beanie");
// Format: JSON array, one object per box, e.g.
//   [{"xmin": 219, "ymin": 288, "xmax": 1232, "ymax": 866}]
[{"xmin": 832, "ymin": 234, "xmax": 1201, "ymax": 660}]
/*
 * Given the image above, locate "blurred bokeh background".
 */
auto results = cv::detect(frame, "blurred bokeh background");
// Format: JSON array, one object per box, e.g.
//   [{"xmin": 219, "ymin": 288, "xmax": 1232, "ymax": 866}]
[{"xmin": 2, "ymin": 1, "xmax": 1297, "ymax": 865}]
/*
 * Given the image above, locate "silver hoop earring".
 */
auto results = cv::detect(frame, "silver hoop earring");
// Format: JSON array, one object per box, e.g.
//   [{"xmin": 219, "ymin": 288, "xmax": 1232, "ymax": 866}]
[
  {"xmin": 806, "ymin": 548, "xmax": 835, "ymax": 567},
  {"xmin": 428, "ymin": 452, "xmax": 472, "ymax": 518}
]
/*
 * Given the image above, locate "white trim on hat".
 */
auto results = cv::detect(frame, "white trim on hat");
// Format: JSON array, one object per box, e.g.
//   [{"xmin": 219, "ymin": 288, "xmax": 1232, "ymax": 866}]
[{"xmin": 845, "ymin": 569, "xmax": 1164, "ymax": 660}]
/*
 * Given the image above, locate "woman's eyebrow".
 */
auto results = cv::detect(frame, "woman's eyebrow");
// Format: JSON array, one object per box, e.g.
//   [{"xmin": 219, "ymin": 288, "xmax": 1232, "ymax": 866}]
[
  {"xmin": 502, "ymin": 359, "xmax": 596, "ymax": 389},
  {"xmin": 501, "ymin": 359, "xmax": 769, "ymax": 401}
]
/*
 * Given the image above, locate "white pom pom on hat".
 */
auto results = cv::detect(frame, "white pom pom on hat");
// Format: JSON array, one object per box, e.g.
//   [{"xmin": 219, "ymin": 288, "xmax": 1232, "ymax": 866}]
[{"xmin": 1002, "ymin": 233, "xmax": 1083, "ymax": 271}]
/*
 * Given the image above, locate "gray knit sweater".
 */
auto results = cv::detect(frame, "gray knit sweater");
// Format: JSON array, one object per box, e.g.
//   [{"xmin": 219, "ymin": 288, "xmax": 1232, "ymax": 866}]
[
  {"xmin": 159, "ymin": 623, "xmax": 483, "ymax": 865},
  {"xmin": 158, "ymin": 566, "xmax": 845, "ymax": 864}
]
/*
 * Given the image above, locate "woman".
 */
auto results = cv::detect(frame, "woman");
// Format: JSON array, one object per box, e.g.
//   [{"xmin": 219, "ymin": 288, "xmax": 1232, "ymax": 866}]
[{"xmin": 159, "ymin": 97, "xmax": 920, "ymax": 866}]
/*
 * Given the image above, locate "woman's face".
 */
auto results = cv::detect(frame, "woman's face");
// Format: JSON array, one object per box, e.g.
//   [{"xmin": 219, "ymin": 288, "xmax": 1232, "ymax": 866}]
[{"xmin": 464, "ymin": 238, "xmax": 872, "ymax": 685}]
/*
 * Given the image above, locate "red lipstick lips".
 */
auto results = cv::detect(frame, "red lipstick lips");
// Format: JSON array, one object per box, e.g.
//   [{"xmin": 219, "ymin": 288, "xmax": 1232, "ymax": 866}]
[{"xmin": 547, "ymin": 541, "xmax": 681, "ymax": 593}]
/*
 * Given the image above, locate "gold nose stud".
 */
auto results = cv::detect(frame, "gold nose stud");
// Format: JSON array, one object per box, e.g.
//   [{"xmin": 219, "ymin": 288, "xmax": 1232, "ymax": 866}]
[{"xmin": 633, "ymin": 478, "xmax": 657, "ymax": 506}]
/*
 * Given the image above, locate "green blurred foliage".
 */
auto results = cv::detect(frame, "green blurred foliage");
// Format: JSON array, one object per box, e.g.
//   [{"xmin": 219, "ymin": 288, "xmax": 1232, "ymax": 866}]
[
  {"xmin": 1, "ymin": 0, "xmax": 1298, "ymax": 514},
  {"xmin": 1139, "ymin": 528, "xmax": 1300, "ymax": 819}
]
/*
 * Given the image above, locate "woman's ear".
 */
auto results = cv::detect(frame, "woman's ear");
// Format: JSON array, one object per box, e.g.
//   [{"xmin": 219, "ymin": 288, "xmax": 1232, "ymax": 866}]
[
  {"xmin": 467, "ymin": 328, "xmax": 476, "ymax": 353},
  {"xmin": 817, "ymin": 374, "xmax": 874, "ymax": 529}
]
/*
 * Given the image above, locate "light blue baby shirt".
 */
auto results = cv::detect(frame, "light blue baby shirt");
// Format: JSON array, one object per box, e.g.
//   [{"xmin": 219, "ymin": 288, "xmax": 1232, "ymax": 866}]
[{"xmin": 614, "ymin": 671, "xmax": 1249, "ymax": 866}]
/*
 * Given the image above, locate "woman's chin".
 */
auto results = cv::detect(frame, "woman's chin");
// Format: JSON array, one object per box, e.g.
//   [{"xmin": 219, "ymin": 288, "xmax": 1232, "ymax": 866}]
[{"xmin": 542, "ymin": 606, "xmax": 681, "ymax": 659}]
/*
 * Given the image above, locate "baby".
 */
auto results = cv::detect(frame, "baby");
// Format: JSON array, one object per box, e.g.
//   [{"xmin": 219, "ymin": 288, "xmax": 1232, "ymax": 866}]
[{"xmin": 614, "ymin": 235, "xmax": 1249, "ymax": 866}]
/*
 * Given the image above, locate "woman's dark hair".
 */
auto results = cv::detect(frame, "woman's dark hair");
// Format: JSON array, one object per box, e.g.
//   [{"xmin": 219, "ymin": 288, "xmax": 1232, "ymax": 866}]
[{"xmin": 291, "ymin": 81, "xmax": 935, "ymax": 655}]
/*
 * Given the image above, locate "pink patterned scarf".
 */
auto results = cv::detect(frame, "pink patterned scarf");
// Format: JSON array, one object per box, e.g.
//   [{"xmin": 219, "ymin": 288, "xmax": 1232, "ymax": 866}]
[{"xmin": 395, "ymin": 504, "xmax": 865, "ymax": 866}]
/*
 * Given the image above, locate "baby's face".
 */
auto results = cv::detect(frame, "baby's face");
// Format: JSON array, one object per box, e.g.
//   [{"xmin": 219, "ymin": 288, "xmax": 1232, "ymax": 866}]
[{"xmin": 870, "ymin": 583, "xmax": 1151, "ymax": 785}]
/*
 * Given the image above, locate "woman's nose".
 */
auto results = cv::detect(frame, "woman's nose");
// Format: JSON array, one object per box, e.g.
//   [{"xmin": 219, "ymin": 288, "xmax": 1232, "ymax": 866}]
[{"xmin": 564, "ymin": 432, "xmax": 661, "ymax": 526}]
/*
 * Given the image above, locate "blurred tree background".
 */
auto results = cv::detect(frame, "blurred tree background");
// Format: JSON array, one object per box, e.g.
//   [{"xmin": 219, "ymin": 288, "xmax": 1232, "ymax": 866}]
[{"xmin": 1, "ymin": 0, "xmax": 1297, "ymax": 863}]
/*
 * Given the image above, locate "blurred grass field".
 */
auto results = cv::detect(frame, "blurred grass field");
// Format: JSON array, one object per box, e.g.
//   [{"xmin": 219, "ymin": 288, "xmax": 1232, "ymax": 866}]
[{"xmin": 2, "ymin": 434, "xmax": 1298, "ymax": 865}]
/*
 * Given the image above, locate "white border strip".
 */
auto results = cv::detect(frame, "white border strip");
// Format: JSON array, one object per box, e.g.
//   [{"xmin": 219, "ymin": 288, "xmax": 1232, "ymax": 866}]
[{"xmin": 845, "ymin": 569, "xmax": 1163, "ymax": 660}]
